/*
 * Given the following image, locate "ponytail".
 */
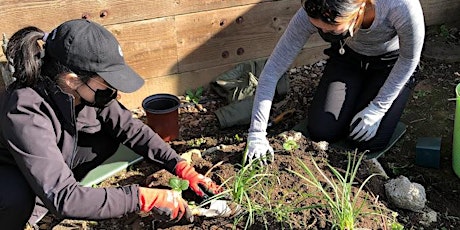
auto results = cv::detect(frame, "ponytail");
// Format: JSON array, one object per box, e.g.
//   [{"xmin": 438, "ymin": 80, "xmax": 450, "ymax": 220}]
[{"xmin": 6, "ymin": 26, "xmax": 46, "ymax": 89}]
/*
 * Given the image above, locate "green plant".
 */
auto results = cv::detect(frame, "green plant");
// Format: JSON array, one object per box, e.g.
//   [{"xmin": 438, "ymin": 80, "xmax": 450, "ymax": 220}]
[
  {"xmin": 234, "ymin": 134, "xmax": 243, "ymax": 142},
  {"xmin": 207, "ymin": 160, "xmax": 278, "ymax": 229},
  {"xmin": 288, "ymin": 150, "xmax": 382, "ymax": 230},
  {"xmin": 168, "ymin": 176, "xmax": 189, "ymax": 193},
  {"xmin": 185, "ymin": 86, "xmax": 204, "ymax": 104},
  {"xmin": 232, "ymin": 162, "xmax": 275, "ymax": 229},
  {"xmin": 186, "ymin": 137, "xmax": 206, "ymax": 147},
  {"xmin": 283, "ymin": 139, "xmax": 299, "ymax": 151},
  {"xmin": 387, "ymin": 162, "xmax": 412, "ymax": 175},
  {"xmin": 412, "ymin": 90, "xmax": 428, "ymax": 99},
  {"xmin": 390, "ymin": 212, "xmax": 404, "ymax": 230},
  {"xmin": 439, "ymin": 24, "xmax": 450, "ymax": 39}
]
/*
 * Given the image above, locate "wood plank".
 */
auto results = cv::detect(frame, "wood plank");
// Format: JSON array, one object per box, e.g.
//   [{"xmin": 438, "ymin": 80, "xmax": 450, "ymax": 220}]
[
  {"xmin": 420, "ymin": 0, "xmax": 460, "ymax": 26},
  {"xmin": 1, "ymin": 0, "xmax": 457, "ymax": 42},
  {"xmin": 0, "ymin": 0, "xmax": 273, "ymax": 37},
  {"xmin": 0, "ymin": 0, "xmax": 176, "ymax": 36},
  {"xmin": 118, "ymin": 64, "xmax": 236, "ymax": 109},
  {"xmin": 175, "ymin": 0, "xmax": 271, "ymax": 15},
  {"xmin": 119, "ymin": 41, "xmax": 329, "ymax": 110},
  {"xmin": 175, "ymin": 1, "xmax": 300, "ymax": 73},
  {"xmin": 293, "ymin": 44, "xmax": 329, "ymax": 68},
  {"xmin": 105, "ymin": 18, "xmax": 179, "ymax": 77}
]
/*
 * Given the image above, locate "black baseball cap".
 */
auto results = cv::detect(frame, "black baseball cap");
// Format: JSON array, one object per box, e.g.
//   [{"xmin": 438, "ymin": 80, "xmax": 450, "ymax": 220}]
[{"xmin": 45, "ymin": 19, "xmax": 144, "ymax": 93}]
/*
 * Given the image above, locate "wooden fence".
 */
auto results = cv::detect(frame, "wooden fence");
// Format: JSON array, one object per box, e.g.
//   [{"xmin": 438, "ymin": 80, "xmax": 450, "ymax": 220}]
[{"xmin": 1, "ymin": 0, "xmax": 459, "ymax": 109}]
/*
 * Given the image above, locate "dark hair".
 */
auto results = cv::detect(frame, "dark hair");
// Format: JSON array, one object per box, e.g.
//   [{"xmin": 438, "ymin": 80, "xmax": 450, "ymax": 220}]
[
  {"xmin": 6, "ymin": 26, "xmax": 94, "ymax": 89},
  {"xmin": 301, "ymin": 0, "xmax": 363, "ymax": 24}
]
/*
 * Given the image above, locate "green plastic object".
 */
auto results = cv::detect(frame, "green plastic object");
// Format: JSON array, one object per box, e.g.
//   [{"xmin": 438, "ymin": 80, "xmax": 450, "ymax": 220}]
[
  {"xmin": 80, "ymin": 145, "xmax": 143, "ymax": 187},
  {"xmin": 292, "ymin": 119, "xmax": 406, "ymax": 159},
  {"xmin": 453, "ymin": 83, "xmax": 460, "ymax": 177}
]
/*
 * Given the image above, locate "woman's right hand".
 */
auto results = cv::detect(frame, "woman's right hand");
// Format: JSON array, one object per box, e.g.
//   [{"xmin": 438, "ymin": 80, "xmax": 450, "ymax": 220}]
[
  {"xmin": 243, "ymin": 132, "xmax": 274, "ymax": 166},
  {"xmin": 138, "ymin": 187, "xmax": 193, "ymax": 222}
]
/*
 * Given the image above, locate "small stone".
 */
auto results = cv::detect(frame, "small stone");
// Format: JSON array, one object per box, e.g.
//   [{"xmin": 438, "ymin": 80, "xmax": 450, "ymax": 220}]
[{"xmin": 385, "ymin": 176, "xmax": 426, "ymax": 212}]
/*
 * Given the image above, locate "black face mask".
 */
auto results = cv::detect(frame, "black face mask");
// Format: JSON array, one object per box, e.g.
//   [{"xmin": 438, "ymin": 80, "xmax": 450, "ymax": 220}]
[
  {"xmin": 80, "ymin": 83, "xmax": 117, "ymax": 108},
  {"xmin": 317, "ymin": 29, "xmax": 351, "ymax": 43}
]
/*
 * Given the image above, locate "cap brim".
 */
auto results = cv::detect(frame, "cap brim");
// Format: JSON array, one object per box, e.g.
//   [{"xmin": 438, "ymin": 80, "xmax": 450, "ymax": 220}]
[{"xmin": 97, "ymin": 65, "xmax": 144, "ymax": 93}]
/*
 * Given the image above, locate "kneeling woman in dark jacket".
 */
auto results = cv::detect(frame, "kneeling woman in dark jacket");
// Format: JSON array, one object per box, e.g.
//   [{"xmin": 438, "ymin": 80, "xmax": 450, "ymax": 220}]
[{"xmin": 0, "ymin": 19, "xmax": 221, "ymax": 229}]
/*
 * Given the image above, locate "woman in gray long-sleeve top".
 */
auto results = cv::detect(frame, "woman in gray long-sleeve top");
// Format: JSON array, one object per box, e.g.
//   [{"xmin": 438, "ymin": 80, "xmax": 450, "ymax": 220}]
[
  {"xmin": 244, "ymin": 0, "xmax": 424, "ymax": 165},
  {"xmin": 0, "ymin": 19, "xmax": 222, "ymax": 229}
]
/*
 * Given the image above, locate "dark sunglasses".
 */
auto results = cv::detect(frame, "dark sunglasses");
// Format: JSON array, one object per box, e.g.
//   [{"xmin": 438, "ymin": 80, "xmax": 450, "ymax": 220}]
[{"xmin": 301, "ymin": 0, "xmax": 339, "ymax": 24}]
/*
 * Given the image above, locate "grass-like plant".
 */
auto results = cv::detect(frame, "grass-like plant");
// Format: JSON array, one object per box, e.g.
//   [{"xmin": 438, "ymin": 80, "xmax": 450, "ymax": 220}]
[
  {"xmin": 288, "ymin": 150, "xmax": 381, "ymax": 230},
  {"xmin": 201, "ymin": 158, "xmax": 279, "ymax": 229},
  {"xmin": 229, "ymin": 161, "xmax": 276, "ymax": 229}
]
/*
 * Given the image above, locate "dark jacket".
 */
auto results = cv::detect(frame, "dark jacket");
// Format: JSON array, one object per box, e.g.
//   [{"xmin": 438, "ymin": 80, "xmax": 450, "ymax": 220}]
[{"xmin": 0, "ymin": 78, "xmax": 182, "ymax": 219}]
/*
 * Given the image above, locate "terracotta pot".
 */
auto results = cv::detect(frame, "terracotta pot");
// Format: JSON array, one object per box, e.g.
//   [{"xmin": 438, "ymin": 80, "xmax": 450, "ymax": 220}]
[{"xmin": 142, "ymin": 94, "xmax": 180, "ymax": 141}]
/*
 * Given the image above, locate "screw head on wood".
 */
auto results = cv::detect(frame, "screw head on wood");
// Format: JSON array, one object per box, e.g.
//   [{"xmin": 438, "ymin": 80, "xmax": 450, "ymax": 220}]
[
  {"xmin": 236, "ymin": 16, "xmax": 244, "ymax": 24},
  {"xmin": 222, "ymin": 51, "xmax": 230, "ymax": 58},
  {"xmin": 100, "ymin": 10, "xmax": 108, "ymax": 18},
  {"xmin": 237, "ymin": 48, "xmax": 245, "ymax": 55}
]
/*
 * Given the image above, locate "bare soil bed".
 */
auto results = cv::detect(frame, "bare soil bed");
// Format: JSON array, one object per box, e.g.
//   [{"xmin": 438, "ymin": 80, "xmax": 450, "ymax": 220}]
[{"xmin": 36, "ymin": 24, "xmax": 460, "ymax": 230}]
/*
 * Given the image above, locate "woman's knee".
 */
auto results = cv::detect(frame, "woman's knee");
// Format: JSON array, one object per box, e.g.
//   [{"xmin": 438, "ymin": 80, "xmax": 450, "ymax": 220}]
[{"xmin": 307, "ymin": 120, "xmax": 343, "ymax": 142}]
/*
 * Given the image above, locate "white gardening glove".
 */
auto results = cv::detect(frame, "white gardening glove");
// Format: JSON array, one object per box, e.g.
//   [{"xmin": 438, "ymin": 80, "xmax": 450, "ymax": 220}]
[
  {"xmin": 349, "ymin": 102, "xmax": 386, "ymax": 142},
  {"xmin": 243, "ymin": 132, "xmax": 274, "ymax": 166}
]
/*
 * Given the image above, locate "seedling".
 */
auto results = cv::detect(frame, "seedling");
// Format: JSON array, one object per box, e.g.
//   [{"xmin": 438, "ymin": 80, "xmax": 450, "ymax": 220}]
[
  {"xmin": 168, "ymin": 176, "xmax": 189, "ymax": 193},
  {"xmin": 186, "ymin": 137, "xmax": 206, "ymax": 147},
  {"xmin": 412, "ymin": 90, "xmax": 428, "ymax": 99},
  {"xmin": 234, "ymin": 134, "xmax": 243, "ymax": 142},
  {"xmin": 390, "ymin": 212, "xmax": 404, "ymax": 230},
  {"xmin": 283, "ymin": 139, "xmax": 299, "ymax": 151},
  {"xmin": 439, "ymin": 24, "xmax": 450, "ymax": 39},
  {"xmin": 185, "ymin": 86, "xmax": 204, "ymax": 105}
]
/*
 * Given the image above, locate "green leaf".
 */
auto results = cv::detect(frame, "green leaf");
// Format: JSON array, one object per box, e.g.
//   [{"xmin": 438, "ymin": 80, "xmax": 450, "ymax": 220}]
[
  {"xmin": 179, "ymin": 179, "xmax": 189, "ymax": 191},
  {"xmin": 196, "ymin": 87, "xmax": 203, "ymax": 97},
  {"xmin": 169, "ymin": 177, "xmax": 189, "ymax": 192},
  {"xmin": 391, "ymin": 222, "xmax": 404, "ymax": 230},
  {"xmin": 283, "ymin": 140, "xmax": 299, "ymax": 151}
]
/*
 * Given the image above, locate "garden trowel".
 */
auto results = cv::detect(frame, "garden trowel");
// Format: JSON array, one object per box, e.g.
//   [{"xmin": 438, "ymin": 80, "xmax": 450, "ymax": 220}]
[{"xmin": 191, "ymin": 199, "xmax": 242, "ymax": 218}]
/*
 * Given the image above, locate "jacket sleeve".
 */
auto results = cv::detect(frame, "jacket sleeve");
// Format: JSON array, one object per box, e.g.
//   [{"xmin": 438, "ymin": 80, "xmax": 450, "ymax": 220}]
[
  {"xmin": 2, "ymin": 90, "xmax": 139, "ymax": 220},
  {"xmin": 98, "ymin": 100, "xmax": 183, "ymax": 173}
]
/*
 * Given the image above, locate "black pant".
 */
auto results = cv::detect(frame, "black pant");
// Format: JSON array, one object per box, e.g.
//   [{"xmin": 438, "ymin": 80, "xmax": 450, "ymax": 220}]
[
  {"xmin": 0, "ymin": 130, "xmax": 119, "ymax": 229},
  {"xmin": 307, "ymin": 44, "xmax": 415, "ymax": 152}
]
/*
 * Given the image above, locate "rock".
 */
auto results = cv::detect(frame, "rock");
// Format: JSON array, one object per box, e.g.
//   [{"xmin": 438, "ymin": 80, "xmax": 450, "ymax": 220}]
[
  {"xmin": 313, "ymin": 141, "xmax": 329, "ymax": 151},
  {"xmin": 384, "ymin": 176, "xmax": 427, "ymax": 212},
  {"xmin": 419, "ymin": 207, "xmax": 438, "ymax": 226}
]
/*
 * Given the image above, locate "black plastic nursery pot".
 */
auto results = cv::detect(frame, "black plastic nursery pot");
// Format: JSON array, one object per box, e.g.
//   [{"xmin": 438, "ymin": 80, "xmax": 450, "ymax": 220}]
[{"xmin": 142, "ymin": 94, "xmax": 180, "ymax": 142}]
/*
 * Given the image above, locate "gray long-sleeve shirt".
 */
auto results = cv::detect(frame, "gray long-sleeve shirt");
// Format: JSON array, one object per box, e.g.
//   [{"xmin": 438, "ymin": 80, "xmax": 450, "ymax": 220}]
[{"xmin": 250, "ymin": 0, "xmax": 425, "ymax": 134}]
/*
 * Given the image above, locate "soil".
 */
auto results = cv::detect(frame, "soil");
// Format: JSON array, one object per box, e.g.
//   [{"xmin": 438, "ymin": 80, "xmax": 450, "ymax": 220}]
[{"xmin": 34, "ymin": 23, "xmax": 460, "ymax": 230}]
